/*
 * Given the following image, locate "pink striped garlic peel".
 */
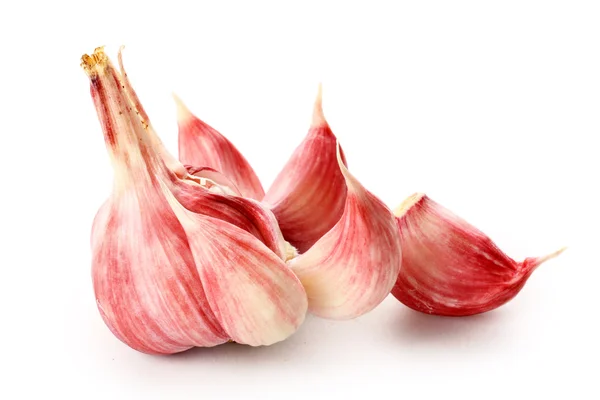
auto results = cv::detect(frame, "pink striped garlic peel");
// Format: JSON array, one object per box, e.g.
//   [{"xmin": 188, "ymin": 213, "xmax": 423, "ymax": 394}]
[
  {"xmin": 288, "ymin": 144, "xmax": 402, "ymax": 319},
  {"xmin": 83, "ymin": 47, "xmax": 307, "ymax": 354},
  {"xmin": 391, "ymin": 193, "xmax": 565, "ymax": 317},
  {"xmin": 262, "ymin": 85, "xmax": 349, "ymax": 254}
]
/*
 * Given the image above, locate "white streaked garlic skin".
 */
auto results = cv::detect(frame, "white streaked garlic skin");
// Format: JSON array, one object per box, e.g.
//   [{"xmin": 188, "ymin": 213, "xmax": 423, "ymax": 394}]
[
  {"xmin": 391, "ymin": 193, "xmax": 565, "ymax": 316},
  {"xmin": 288, "ymin": 144, "xmax": 402, "ymax": 320},
  {"xmin": 84, "ymin": 47, "xmax": 308, "ymax": 354},
  {"xmin": 263, "ymin": 85, "xmax": 348, "ymax": 253}
]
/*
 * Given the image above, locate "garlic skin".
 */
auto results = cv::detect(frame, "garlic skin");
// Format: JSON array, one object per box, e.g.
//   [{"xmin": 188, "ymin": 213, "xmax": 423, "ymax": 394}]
[
  {"xmin": 263, "ymin": 85, "xmax": 348, "ymax": 253},
  {"xmin": 175, "ymin": 95, "xmax": 265, "ymax": 200},
  {"xmin": 84, "ymin": 47, "xmax": 307, "ymax": 353},
  {"xmin": 391, "ymin": 193, "xmax": 565, "ymax": 316},
  {"xmin": 288, "ymin": 144, "xmax": 402, "ymax": 320}
]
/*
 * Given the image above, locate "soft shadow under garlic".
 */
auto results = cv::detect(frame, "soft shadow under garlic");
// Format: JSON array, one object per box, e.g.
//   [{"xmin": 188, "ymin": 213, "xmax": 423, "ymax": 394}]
[{"xmin": 390, "ymin": 307, "xmax": 509, "ymax": 344}]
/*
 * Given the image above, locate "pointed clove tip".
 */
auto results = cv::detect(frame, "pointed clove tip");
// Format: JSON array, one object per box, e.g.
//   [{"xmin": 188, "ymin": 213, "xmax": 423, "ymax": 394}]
[
  {"xmin": 311, "ymin": 83, "xmax": 327, "ymax": 127},
  {"xmin": 117, "ymin": 45, "xmax": 126, "ymax": 71},
  {"xmin": 537, "ymin": 246, "xmax": 567, "ymax": 264},
  {"xmin": 336, "ymin": 141, "xmax": 358, "ymax": 191},
  {"xmin": 527, "ymin": 246, "xmax": 567, "ymax": 271},
  {"xmin": 394, "ymin": 193, "xmax": 427, "ymax": 218},
  {"xmin": 172, "ymin": 92, "xmax": 192, "ymax": 123}
]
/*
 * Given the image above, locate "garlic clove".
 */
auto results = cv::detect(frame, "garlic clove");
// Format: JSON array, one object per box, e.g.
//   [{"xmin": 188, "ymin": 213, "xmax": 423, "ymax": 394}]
[
  {"xmin": 288, "ymin": 143, "xmax": 402, "ymax": 319},
  {"xmin": 175, "ymin": 95, "xmax": 265, "ymax": 200},
  {"xmin": 391, "ymin": 193, "xmax": 565, "ymax": 316},
  {"xmin": 170, "ymin": 202, "xmax": 308, "ymax": 346},
  {"xmin": 84, "ymin": 47, "xmax": 228, "ymax": 354},
  {"xmin": 263, "ymin": 85, "xmax": 348, "ymax": 253}
]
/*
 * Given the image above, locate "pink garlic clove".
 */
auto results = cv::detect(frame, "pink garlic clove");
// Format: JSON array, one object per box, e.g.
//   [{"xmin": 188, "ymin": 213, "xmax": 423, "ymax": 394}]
[
  {"xmin": 288, "ymin": 143, "xmax": 402, "ymax": 319},
  {"xmin": 171, "ymin": 203, "xmax": 307, "ymax": 346},
  {"xmin": 175, "ymin": 95, "xmax": 265, "ymax": 200},
  {"xmin": 263, "ymin": 85, "xmax": 348, "ymax": 253},
  {"xmin": 391, "ymin": 193, "xmax": 565, "ymax": 316}
]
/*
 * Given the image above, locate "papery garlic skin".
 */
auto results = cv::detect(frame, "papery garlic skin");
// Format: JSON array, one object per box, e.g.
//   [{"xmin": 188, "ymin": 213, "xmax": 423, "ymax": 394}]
[
  {"xmin": 288, "ymin": 144, "xmax": 402, "ymax": 319},
  {"xmin": 84, "ymin": 47, "xmax": 307, "ymax": 353},
  {"xmin": 263, "ymin": 86, "xmax": 348, "ymax": 253},
  {"xmin": 176, "ymin": 95, "xmax": 265, "ymax": 200},
  {"xmin": 391, "ymin": 193, "xmax": 565, "ymax": 317}
]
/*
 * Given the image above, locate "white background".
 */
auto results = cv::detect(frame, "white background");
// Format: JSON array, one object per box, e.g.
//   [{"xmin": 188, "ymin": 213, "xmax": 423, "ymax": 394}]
[{"xmin": 1, "ymin": 1, "xmax": 599, "ymax": 399}]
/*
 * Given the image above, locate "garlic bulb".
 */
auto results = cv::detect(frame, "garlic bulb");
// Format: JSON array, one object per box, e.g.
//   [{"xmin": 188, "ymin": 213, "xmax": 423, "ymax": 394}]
[
  {"xmin": 83, "ymin": 47, "xmax": 307, "ymax": 354},
  {"xmin": 391, "ymin": 193, "xmax": 565, "ymax": 316}
]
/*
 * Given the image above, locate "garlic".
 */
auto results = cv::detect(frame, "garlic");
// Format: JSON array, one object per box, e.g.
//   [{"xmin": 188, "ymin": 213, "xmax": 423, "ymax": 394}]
[
  {"xmin": 175, "ymin": 95, "xmax": 265, "ymax": 200},
  {"xmin": 83, "ymin": 47, "xmax": 307, "ymax": 353},
  {"xmin": 288, "ymin": 144, "xmax": 402, "ymax": 319},
  {"xmin": 116, "ymin": 47, "xmax": 289, "ymax": 260},
  {"xmin": 391, "ymin": 193, "xmax": 565, "ymax": 316},
  {"xmin": 263, "ymin": 85, "xmax": 348, "ymax": 253}
]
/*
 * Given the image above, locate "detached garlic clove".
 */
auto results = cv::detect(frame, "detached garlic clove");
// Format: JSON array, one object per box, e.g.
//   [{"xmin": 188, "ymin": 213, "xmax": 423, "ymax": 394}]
[
  {"xmin": 263, "ymin": 85, "xmax": 348, "ymax": 253},
  {"xmin": 391, "ymin": 193, "xmax": 565, "ymax": 316},
  {"xmin": 288, "ymin": 144, "xmax": 402, "ymax": 319},
  {"xmin": 84, "ymin": 47, "xmax": 306, "ymax": 352},
  {"xmin": 175, "ymin": 95, "xmax": 265, "ymax": 200}
]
